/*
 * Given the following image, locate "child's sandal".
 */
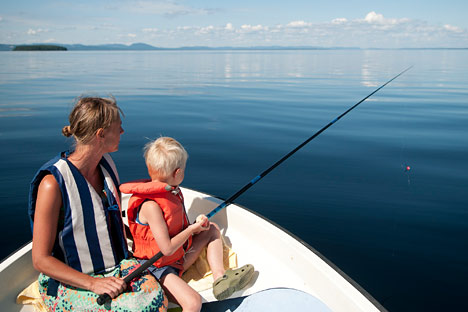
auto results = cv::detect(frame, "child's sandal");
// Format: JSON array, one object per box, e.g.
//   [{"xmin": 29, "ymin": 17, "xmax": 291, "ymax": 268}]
[{"xmin": 212, "ymin": 264, "xmax": 254, "ymax": 301}]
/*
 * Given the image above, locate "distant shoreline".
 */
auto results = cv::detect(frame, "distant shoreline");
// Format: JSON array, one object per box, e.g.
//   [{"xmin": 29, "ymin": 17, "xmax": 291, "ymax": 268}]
[{"xmin": 1, "ymin": 43, "xmax": 467, "ymax": 52}]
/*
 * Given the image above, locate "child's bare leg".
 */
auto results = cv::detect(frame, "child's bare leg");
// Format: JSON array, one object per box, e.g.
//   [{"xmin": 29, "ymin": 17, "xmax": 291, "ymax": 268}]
[
  {"xmin": 205, "ymin": 223, "xmax": 225, "ymax": 280},
  {"xmin": 183, "ymin": 223, "xmax": 225, "ymax": 280},
  {"xmin": 161, "ymin": 273, "xmax": 201, "ymax": 312}
]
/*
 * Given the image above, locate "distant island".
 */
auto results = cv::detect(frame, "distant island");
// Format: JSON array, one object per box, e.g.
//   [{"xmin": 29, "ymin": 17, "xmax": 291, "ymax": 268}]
[{"xmin": 13, "ymin": 45, "xmax": 67, "ymax": 51}]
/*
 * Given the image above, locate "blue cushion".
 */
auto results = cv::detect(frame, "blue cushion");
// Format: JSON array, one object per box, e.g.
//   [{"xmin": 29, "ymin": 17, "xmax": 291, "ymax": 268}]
[{"xmin": 201, "ymin": 288, "xmax": 332, "ymax": 312}]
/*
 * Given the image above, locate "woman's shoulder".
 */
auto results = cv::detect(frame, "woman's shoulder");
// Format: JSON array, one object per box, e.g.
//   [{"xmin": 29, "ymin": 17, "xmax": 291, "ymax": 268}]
[{"xmin": 38, "ymin": 174, "xmax": 60, "ymax": 191}]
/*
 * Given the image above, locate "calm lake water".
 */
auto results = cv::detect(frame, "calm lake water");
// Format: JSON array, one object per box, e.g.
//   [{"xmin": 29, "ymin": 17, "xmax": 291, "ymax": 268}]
[{"xmin": 1, "ymin": 49, "xmax": 467, "ymax": 311}]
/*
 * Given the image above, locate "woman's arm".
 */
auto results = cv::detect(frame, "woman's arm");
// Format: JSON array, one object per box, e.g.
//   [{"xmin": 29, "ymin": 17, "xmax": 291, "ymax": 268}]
[
  {"xmin": 32, "ymin": 174, "xmax": 126, "ymax": 298},
  {"xmin": 140, "ymin": 200, "xmax": 207, "ymax": 256}
]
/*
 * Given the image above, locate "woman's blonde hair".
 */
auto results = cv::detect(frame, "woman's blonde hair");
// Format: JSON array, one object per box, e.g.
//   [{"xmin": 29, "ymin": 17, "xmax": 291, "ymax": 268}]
[
  {"xmin": 62, "ymin": 96, "xmax": 123, "ymax": 144},
  {"xmin": 144, "ymin": 137, "xmax": 188, "ymax": 179}
]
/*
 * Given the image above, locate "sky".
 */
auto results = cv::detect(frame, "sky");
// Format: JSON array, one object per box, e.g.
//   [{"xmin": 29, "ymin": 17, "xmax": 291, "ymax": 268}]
[{"xmin": 1, "ymin": 0, "xmax": 467, "ymax": 48}]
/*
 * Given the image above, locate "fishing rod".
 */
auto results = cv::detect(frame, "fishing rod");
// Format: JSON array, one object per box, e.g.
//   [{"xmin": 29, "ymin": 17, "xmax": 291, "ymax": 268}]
[{"xmin": 97, "ymin": 66, "xmax": 412, "ymax": 305}]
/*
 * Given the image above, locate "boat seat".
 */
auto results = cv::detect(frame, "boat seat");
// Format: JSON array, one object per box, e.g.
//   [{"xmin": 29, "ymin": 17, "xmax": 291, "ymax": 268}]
[{"xmin": 200, "ymin": 287, "xmax": 332, "ymax": 311}]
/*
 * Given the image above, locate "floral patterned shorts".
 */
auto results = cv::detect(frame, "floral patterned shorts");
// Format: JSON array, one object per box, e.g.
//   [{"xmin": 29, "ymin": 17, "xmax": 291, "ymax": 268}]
[{"xmin": 38, "ymin": 258, "xmax": 168, "ymax": 312}]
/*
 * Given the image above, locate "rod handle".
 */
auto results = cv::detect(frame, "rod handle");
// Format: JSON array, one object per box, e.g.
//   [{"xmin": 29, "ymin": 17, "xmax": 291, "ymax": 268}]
[
  {"xmin": 97, "ymin": 293, "xmax": 111, "ymax": 305},
  {"xmin": 97, "ymin": 251, "xmax": 164, "ymax": 305}
]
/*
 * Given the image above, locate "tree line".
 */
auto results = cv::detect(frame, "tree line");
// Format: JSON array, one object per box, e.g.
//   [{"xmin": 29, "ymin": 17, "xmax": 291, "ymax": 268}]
[{"xmin": 13, "ymin": 45, "xmax": 67, "ymax": 51}]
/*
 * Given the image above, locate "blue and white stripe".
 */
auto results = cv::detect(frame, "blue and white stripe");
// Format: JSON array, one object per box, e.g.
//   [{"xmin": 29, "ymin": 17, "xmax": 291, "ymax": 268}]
[{"xmin": 29, "ymin": 152, "xmax": 127, "ymax": 275}]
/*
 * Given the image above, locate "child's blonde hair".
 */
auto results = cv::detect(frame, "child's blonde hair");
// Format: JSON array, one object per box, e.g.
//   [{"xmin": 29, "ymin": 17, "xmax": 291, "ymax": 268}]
[{"xmin": 144, "ymin": 137, "xmax": 188, "ymax": 179}]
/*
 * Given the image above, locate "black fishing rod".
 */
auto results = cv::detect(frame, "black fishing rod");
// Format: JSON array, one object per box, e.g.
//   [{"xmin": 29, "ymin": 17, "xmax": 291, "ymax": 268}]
[{"xmin": 97, "ymin": 66, "xmax": 412, "ymax": 305}]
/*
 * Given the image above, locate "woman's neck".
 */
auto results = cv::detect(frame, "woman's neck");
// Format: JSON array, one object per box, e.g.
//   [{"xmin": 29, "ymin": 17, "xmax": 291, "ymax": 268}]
[{"xmin": 68, "ymin": 144, "xmax": 103, "ymax": 178}]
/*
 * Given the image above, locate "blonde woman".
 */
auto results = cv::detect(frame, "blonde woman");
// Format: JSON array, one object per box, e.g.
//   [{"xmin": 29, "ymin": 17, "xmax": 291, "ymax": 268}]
[{"xmin": 29, "ymin": 96, "xmax": 167, "ymax": 311}]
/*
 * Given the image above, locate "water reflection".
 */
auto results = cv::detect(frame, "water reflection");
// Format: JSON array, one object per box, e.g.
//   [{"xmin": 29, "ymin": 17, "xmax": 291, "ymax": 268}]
[
  {"xmin": 0, "ymin": 107, "xmax": 33, "ymax": 117},
  {"xmin": 1, "ymin": 50, "xmax": 468, "ymax": 312},
  {"xmin": 360, "ymin": 51, "xmax": 379, "ymax": 87},
  {"xmin": 224, "ymin": 54, "xmax": 232, "ymax": 79}
]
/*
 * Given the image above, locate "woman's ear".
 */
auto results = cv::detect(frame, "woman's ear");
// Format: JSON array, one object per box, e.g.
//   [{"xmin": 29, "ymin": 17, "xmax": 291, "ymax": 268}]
[{"xmin": 96, "ymin": 128, "xmax": 105, "ymax": 139}]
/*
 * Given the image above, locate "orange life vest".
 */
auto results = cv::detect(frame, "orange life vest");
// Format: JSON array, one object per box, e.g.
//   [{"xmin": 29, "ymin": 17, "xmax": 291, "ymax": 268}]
[{"xmin": 120, "ymin": 179, "xmax": 192, "ymax": 271}]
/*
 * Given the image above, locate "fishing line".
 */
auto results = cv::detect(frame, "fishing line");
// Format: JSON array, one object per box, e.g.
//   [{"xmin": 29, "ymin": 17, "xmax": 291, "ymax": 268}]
[
  {"xmin": 400, "ymin": 145, "xmax": 412, "ymax": 186},
  {"xmin": 392, "ymin": 84, "xmax": 413, "ymax": 266},
  {"xmin": 97, "ymin": 66, "xmax": 413, "ymax": 305},
  {"xmin": 398, "ymin": 100, "xmax": 412, "ymax": 186}
]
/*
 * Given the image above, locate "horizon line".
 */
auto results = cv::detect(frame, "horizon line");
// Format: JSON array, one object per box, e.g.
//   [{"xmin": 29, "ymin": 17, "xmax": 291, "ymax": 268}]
[{"xmin": 1, "ymin": 43, "xmax": 468, "ymax": 50}]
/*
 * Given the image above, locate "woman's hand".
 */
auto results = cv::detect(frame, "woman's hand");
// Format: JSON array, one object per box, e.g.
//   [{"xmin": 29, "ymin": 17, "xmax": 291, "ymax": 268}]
[{"xmin": 88, "ymin": 276, "xmax": 127, "ymax": 299}]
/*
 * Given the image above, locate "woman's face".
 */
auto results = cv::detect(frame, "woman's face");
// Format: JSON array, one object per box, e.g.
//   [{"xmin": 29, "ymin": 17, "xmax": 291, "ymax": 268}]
[{"xmin": 103, "ymin": 117, "xmax": 124, "ymax": 153}]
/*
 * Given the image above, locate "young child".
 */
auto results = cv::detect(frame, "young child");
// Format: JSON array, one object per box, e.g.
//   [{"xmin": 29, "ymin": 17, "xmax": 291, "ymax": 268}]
[{"xmin": 120, "ymin": 137, "xmax": 254, "ymax": 312}]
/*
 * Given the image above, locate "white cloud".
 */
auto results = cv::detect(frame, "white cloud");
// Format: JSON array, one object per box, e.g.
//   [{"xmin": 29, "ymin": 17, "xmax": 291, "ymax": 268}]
[
  {"xmin": 142, "ymin": 28, "xmax": 159, "ymax": 33},
  {"xmin": 27, "ymin": 28, "xmax": 48, "ymax": 35},
  {"xmin": 444, "ymin": 24, "xmax": 463, "ymax": 33},
  {"xmin": 287, "ymin": 21, "xmax": 312, "ymax": 28},
  {"xmin": 252, "ymin": 25, "xmax": 266, "ymax": 31},
  {"xmin": 240, "ymin": 24, "xmax": 266, "ymax": 32},
  {"xmin": 225, "ymin": 23, "xmax": 234, "ymax": 31},
  {"xmin": 363, "ymin": 11, "xmax": 409, "ymax": 26},
  {"xmin": 332, "ymin": 18, "xmax": 348, "ymax": 24},
  {"xmin": 364, "ymin": 11, "xmax": 385, "ymax": 23},
  {"xmin": 195, "ymin": 25, "xmax": 215, "ymax": 35},
  {"xmin": 177, "ymin": 26, "xmax": 194, "ymax": 31}
]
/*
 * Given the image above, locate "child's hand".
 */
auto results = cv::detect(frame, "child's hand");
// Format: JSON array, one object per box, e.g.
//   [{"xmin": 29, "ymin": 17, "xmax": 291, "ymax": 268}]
[
  {"xmin": 196, "ymin": 214, "xmax": 209, "ymax": 228},
  {"xmin": 189, "ymin": 215, "xmax": 210, "ymax": 235},
  {"xmin": 191, "ymin": 214, "xmax": 209, "ymax": 234}
]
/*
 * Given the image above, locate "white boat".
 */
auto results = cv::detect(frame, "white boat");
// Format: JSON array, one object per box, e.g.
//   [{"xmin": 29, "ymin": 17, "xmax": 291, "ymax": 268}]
[{"xmin": 0, "ymin": 187, "xmax": 386, "ymax": 311}]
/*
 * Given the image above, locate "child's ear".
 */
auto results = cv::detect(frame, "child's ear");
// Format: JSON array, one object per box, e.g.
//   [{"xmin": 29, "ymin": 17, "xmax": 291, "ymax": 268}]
[{"xmin": 173, "ymin": 168, "xmax": 181, "ymax": 177}]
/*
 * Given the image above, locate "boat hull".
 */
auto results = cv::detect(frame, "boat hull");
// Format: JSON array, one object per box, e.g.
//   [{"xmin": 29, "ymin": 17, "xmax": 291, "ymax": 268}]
[{"xmin": 0, "ymin": 187, "xmax": 385, "ymax": 311}]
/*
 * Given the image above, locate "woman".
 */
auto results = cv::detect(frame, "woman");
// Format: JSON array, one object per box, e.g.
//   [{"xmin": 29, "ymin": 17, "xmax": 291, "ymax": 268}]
[{"xmin": 28, "ymin": 96, "xmax": 167, "ymax": 311}]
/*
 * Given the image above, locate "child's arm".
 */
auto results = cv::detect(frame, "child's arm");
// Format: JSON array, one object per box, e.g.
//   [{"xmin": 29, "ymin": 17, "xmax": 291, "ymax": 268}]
[{"xmin": 140, "ymin": 200, "xmax": 207, "ymax": 256}]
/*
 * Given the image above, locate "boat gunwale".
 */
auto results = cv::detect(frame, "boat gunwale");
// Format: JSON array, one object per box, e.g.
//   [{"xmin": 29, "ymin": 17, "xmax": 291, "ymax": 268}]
[{"xmin": 0, "ymin": 241, "xmax": 33, "ymax": 269}]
